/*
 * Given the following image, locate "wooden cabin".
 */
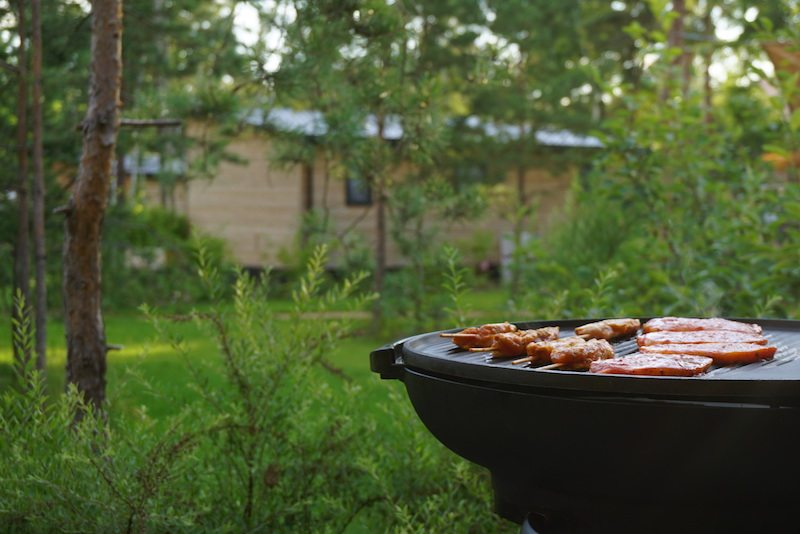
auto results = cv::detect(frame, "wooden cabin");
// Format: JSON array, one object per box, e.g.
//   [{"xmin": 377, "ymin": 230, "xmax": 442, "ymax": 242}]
[{"xmin": 138, "ymin": 109, "xmax": 602, "ymax": 272}]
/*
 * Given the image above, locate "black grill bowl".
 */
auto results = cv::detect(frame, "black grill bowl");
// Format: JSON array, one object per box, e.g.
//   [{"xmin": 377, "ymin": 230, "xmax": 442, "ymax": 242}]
[{"xmin": 371, "ymin": 319, "xmax": 800, "ymax": 534}]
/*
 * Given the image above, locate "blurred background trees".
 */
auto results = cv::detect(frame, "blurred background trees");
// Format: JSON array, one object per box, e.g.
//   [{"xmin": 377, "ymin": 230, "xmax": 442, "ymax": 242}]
[
  {"xmin": 1, "ymin": 0, "xmax": 800, "ymax": 531},
  {"xmin": 2, "ymin": 0, "xmax": 799, "ymax": 326}
]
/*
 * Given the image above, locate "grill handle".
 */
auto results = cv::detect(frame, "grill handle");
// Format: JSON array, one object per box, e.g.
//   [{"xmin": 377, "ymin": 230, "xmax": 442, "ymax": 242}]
[{"xmin": 370, "ymin": 338, "xmax": 408, "ymax": 380}]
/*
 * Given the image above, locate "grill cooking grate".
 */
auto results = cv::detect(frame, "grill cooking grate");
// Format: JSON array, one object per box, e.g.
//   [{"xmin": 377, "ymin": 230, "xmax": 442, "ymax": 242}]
[{"xmin": 407, "ymin": 320, "xmax": 800, "ymax": 382}]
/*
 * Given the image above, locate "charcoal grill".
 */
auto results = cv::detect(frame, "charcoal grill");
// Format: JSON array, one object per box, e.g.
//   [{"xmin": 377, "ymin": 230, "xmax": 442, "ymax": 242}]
[{"xmin": 370, "ymin": 318, "xmax": 800, "ymax": 534}]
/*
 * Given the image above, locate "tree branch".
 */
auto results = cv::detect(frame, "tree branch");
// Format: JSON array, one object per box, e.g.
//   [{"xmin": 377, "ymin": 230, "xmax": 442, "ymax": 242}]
[{"xmin": 0, "ymin": 59, "xmax": 19, "ymax": 75}]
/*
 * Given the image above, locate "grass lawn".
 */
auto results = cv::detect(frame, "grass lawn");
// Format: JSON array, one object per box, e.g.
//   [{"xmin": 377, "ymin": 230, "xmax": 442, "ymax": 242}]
[
  {"xmin": 0, "ymin": 286, "xmax": 510, "ymax": 424},
  {"xmin": 0, "ymin": 286, "xmax": 516, "ymax": 532}
]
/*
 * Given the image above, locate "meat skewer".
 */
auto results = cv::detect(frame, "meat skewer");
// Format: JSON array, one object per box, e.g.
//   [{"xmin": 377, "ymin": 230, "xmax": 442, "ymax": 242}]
[
  {"xmin": 511, "ymin": 337, "xmax": 614, "ymax": 371},
  {"xmin": 440, "ymin": 322, "xmax": 518, "ymax": 349},
  {"xmin": 550, "ymin": 338, "xmax": 615, "ymax": 370},
  {"xmin": 589, "ymin": 353, "xmax": 713, "ymax": 376},
  {"xmin": 467, "ymin": 326, "xmax": 559, "ymax": 358},
  {"xmin": 637, "ymin": 330, "xmax": 768, "ymax": 347},
  {"xmin": 575, "ymin": 318, "xmax": 640, "ymax": 341},
  {"xmin": 512, "ymin": 336, "xmax": 584, "ymax": 365},
  {"xmin": 642, "ymin": 317, "xmax": 762, "ymax": 335},
  {"xmin": 640, "ymin": 342, "xmax": 777, "ymax": 365}
]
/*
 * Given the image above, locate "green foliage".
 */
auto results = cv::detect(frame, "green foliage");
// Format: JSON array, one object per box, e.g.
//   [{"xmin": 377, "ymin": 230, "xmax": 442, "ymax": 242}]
[
  {"xmin": 442, "ymin": 246, "xmax": 470, "ymax": 327},
  {"xmin": 1, "ymin": 292, "xmax": 200, "ymax": 532},
  {"xmin": 381, "ymin": 177, "xmax": 485, "ymax": 333},
  {"xmin": 515, "ymin": 41, "xmax": 800, "ymax": 319},
  {"xmin": 1, "ymin": 248, "xmax": 511, "ymax": 532},
  {"xmin": 101, "ymin": 205, "xmax": 232, "ymax": 311}
]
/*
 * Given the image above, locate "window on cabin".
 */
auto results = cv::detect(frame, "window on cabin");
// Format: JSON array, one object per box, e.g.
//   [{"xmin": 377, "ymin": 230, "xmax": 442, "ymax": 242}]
[
  {"xmin": 452, "ymin": 163, "xmax": 488, "ymax": 190},
  {"xmin": 345, "ymin": 177, "xmax": 372, "ymax": 206}
]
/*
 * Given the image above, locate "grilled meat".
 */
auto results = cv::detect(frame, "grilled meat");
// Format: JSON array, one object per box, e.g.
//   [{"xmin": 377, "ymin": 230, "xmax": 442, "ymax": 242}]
[
  {"xmin": 637, "ymin": 330, "xmax": 768, "ymax": 347},
  {"xmin": 590, "ymin": 354, "xmax": 713, "ymax": 376},
  {"xmin": 523, "ymin": 337, "xmax": 614, "ymax": 370},
  {"xmin": 640, "ymin": 342, "xmax": 776, "ymax": 365},
  {"xmin": 575, "ymin": 318, "xmax": 641, "ymax": 340},
  {"xmin": 524, "ymin": 336, "xmax": 586, "ymax": 365},
  {"xmin": 442, "ymin": 322, "xmax": 518, "ymax": 349},
  {"xmin": 477, "ymin": 326, "xmax": 560, "ymax": 358},
  {"xmin": 642, "ymin": 317, "xmax": 762, "ymax": 335},
  {"xmin": 550, "ymin": 338, "xmax": 614, "ymax": 370}
]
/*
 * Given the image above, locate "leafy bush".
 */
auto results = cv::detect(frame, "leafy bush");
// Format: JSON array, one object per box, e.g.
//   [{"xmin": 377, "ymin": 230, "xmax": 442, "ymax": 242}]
[
  {"xmin": 515, "ymin": 89, "xmax": 800, "ymax": 319},
  {"xmin": 0, "ymin": 247, "xmax": 513, "ymax": 533},
  {"xmin": 102, "ymin": 204, "xmax": 232, "ymax": 311}
]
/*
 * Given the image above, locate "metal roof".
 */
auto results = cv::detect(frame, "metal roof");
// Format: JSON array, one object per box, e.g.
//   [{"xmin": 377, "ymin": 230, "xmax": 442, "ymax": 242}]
[
  {"xmin": 122, "ymin": 154, "xmax": 186, "ymax": 175},
  {"xmin": 245, "ymin": 107, "xmax": 603, "ymax": 148}
]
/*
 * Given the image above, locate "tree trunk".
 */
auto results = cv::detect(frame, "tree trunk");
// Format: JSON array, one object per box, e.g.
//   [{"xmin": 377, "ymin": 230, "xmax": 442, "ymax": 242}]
[
  {"xmin": 115, "ymin": 146, "xmax": 126, "ymax": 204},
  {"xmin": 12, "ymin": 0, "xmax": 31, "ymax": 369},
  {"xmin": 703, "ymin": 8, "xmax": 714, "ymax": 124},
  {"xmin": 64, "ymin": 0, "xmax": 123, "ymax": 412},
  {"xmin": 373, "ymin": 177, "xmax": 386, "ymax": 326},
  {"xmin": 660, "ymin": 0, "xmax": 688, "ymax": 102},
  {"xmin": 372, "ymin": 117, "xmax": 387, "ymax": 328},
  {"xmin": 510, "ymin": 164, "xmax": 527, "ymax": 296},
  {"xmin": 31, "ymin": 0, "xmax": 46, "ymax": 372}
]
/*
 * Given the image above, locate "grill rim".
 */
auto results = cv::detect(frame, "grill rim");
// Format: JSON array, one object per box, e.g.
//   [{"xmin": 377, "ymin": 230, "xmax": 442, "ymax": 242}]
[{"xmin": 394, "ymin": 317, "xmax": 800, "ymax": 403}]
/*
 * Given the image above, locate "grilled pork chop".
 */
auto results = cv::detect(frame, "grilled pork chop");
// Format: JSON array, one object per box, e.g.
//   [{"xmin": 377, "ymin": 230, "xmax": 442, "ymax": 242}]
[
  {"xmin": 637, "ymin": 330, "xmax": 768, "ymax": 347},
  {"xmin": 590, "ymin": 353, "xmax": 713, "ymax": 376},
  {"xmin": 640, "ymin": 342, "xmax": 776, "ymax": 365},
  {"xmin": 642, "ymin": 317, "xmax": 762, "ymax": 335}
]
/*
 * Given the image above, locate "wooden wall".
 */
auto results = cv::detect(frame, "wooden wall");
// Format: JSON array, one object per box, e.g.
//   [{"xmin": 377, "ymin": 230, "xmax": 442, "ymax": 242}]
[
  {"xmin": 180, "ymin": 128, "xmax": 577, "ymax": 268},
  {"xmin": 311, "ymin": 157, "xmax": 575, "ymax": 268},
  {"xmin": 181, "ymin": 131, "xmax": 304, "ymax": 266}
]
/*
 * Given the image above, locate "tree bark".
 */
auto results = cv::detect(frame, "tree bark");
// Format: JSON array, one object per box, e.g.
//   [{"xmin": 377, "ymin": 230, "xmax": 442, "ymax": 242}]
[
  {"xmin": 64, "ymin": 0, "xmax": 123, "ymax": 412},
  {"xmin": 372, "ymin": 117, "xmax": 387, "ymax": 328},
  {"xmin": 510, "ymin": 164, "xmax": 527, "ymax": 296},
  {"xmin": 31, "ymin": 0, "xmax": 46, "ymax": 372},
  {"xmin": 703, "ymin": 8, "xmax": 714, "ymax": 124},
  {"xmin": 13, "ymin": 0, "xmax": 31, "ymax": 369},
  {"xmin": 660, "ymin": 0, "xmax": 688, "ymax": 102}
]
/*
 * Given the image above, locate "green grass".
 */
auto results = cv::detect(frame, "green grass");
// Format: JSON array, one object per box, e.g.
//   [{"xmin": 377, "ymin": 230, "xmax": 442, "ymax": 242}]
[
  {"xmin": 0, "ymin": 306, "xmax": 411, "ymax": 427},
  {"xmin": 0, "ymin": 287, "xmax": 516, "ymax": 533},
  {"xmin": 0, "ymin": 286, "xmax": 510, "ymax": 422}
]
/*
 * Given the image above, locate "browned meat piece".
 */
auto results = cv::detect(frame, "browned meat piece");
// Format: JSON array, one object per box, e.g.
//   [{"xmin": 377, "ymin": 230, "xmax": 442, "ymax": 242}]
[
  {"xmin": 637, "ymin": 330, "xmax": 768, "ymax": 347},
  {"xmin": 441, "ymin": 322, "xmax": 518, "ymax": 349},
  {"xmin": 642, "ymin": 317, "xmax": 762, "ymax": 335},
  {"xmin": 550, "ymin": 338, "xmax": 614, "ymax": 370},
  {"xmin": 575, "ymin": 318, "xmax": 641, "ymax": 340},
  {"xmin": 524, "ymin": 336, "xmax": 586, "ymax": 365},
  {"xmin": 640, "ymin": 342, "xmax": 777, "ymax": 365},
  {"xmin": 590, "ymin": 354, "xmax": 713, "ymax": 376},
  {"xmin": 475, "ymin": 326, "xmax": 560, "ymax": 358}
]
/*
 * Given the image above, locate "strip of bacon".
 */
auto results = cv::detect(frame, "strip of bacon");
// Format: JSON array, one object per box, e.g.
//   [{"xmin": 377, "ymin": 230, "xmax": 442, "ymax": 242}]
[
  {"xmin": 640, "ymin": 342, "xmax": 776, "ymax": 365},
  {"xmin": 637, "ymin": 330, "xmax": 768, "ymax": 347},
  {"xmin": 590, "ymin": 354, "xmax": 713, "ymax": 376},
  {"xmin": 642, "ymin": 317, "xmax": 762, "ymax": 335},
  {"xmin": 575, "ymin": 318, "xmax": 640, "ymax": 340}
]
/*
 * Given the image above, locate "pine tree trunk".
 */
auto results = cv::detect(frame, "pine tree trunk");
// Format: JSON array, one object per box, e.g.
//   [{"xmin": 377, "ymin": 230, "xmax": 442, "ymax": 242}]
[
  {"xmin": 31, "ymin": 0, "xmax": 46, "ymax": 372},
  {"xmin": 372, "ymin": 117, "xmax": 387, "ymax": 328},
  {"xmin": 660, "ymin": 0, "xmax": 688, "ymax": 102},
  {"xmin": 13, "ymin": 0, "xmax": 31, "ymax": 368},
  {"xmin": 703, "ymin": 8, "xmax": 714, "ymax": 124},
  {"xmin": 64, "ymin": 0, "xmax": 123, "ymax": 411},
  {"xmin": 373, "ymin": 176, "xmax": 386, "ymax": 326},
  {"xmin": 510, "ymin": 164, "xmax": 527, "ymax": 296}
]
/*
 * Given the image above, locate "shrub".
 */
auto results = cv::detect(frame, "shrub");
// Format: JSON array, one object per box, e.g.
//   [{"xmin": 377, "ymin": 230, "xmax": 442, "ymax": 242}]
[
  {"xmin": 515, "ymin": 89, "xmax": 800, "ymax": 320},
  {"xmin": 0, "ymin": 247, "xmax": 514, "ymax": 532}
]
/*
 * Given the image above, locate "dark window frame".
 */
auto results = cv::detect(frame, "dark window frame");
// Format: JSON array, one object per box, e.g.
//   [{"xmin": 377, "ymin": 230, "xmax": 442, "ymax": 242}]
[{"xmin": 345, "ymin": 176, "xmax": 373, "ymax": 206}]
